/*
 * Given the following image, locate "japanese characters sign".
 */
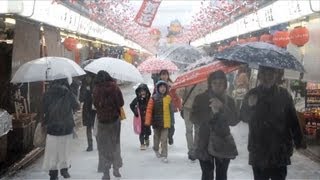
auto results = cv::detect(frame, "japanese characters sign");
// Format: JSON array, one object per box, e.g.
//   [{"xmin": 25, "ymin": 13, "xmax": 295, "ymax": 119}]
[{"xmin": 134, "ymin": 0, "xmax": 161, "ymax": 27}]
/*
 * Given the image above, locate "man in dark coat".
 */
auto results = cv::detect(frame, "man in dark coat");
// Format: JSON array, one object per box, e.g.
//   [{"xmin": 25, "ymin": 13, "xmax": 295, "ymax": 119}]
[
  {"xmin": 191, "ymin": 70, "xmax": 239, "ymax": 180},
  {"xmin": 240, "ymin": 66, "xmax": 306, "ymax": 180},
  {"xmin": 80, "ymin": 73, "xmax": 96, "ymax": 151}
]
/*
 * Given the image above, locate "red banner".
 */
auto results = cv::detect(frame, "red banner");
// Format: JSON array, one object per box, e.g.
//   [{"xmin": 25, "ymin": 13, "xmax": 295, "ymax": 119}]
[{"xmin": 134, "ymin": 0, "xmax": 161, "ymax": 27}]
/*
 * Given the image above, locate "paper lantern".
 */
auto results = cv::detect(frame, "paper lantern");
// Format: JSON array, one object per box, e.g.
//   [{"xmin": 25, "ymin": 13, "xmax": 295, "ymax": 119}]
[
  {"xmin": 63, "ymin": 38, "xmax": 78, "ymax": 51},
  {"xmin": 260, "ymin": 34, "xmax": 273, "ymax": 43},
  {"xmin": 273, "ymin": 31, "xmax": 290, "ymax": 48},
  {"xmin": 289, "ymin": 26, "xmax": 309, "ymax": 47}
]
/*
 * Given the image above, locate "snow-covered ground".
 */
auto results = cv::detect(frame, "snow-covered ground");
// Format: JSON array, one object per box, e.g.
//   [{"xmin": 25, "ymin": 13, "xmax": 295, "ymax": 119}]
[{"xmin": 4, "ymin": 81, "xmax": 320, "ymax": 180}]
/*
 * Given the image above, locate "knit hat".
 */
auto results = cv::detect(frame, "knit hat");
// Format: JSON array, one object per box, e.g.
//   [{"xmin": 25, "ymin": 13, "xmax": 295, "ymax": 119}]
[{"xmin": 208, "ymin": 70, "xmax": 227, "ymax": 89}]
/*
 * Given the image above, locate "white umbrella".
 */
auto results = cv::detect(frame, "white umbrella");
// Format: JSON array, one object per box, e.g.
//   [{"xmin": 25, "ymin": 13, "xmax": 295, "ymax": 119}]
[
  {"xmin": 84, "ymin": 57, "xmax": 143, "ymax": 83},
  {"xmin": 11, "ymin": 57, "xmax": 86, "ymax": 83}
]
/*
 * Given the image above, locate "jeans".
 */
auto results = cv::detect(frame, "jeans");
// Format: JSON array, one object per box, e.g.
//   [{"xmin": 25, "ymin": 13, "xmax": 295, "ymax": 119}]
[{"xmin": 199, "ymin": 157, "xmax": 230, "ymax": 180}]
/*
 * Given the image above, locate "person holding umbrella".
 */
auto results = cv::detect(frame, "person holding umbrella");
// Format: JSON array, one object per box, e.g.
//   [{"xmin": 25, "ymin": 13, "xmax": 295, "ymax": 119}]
[{"xmin": 240, "ymin": 66, "xmax": 306, "ymax": 180}]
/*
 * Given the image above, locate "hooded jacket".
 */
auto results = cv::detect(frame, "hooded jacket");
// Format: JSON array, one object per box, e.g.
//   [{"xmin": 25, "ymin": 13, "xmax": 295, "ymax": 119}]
[
  {"xmin": 145, "ymin": 81, "xmax": 175, "ymax": 129},
  {"xmin": 93, "ymin": 81, "xmax": 124, "ymax": 123},
  {"xmin": 130, "ymin": 83, "xmax": 151, "ymax": 123}
]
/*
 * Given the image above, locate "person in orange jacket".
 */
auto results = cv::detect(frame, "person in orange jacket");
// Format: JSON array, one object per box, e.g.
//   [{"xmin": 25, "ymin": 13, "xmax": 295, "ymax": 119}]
[
  {"xmin": 145, "ymin": 80, "xmax": 175, "ymax": 163},
  {"xmin": 156, "ymin": 69, "xmax": 182, "ymax": 145}
]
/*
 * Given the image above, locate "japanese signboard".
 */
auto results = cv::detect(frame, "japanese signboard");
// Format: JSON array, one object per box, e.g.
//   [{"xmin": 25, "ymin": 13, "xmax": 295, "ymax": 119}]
[{"xmin": 134, "ymin": 0, "xmax": 161, "ymax": 27}]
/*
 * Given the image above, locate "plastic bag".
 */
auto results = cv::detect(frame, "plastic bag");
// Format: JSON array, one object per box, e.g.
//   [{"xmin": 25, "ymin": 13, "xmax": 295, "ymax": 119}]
[
  {"xmin": 33, "ymin": 122, "xmax": 46, "ymax": 147},
  {"xmin": 133, "ymin": 108, "xmax": 141, "ymax": 134}
]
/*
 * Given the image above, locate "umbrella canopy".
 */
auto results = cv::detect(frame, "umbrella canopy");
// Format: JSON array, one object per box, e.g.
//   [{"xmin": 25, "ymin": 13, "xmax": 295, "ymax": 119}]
[
  {"xmin": 183, "ymin": 56, "xmax": 216, "ymax": 72},
  {"xmin": 137, "ymin": 57, "xmax": 179, "ymax": 74},
  {"xmin": 11, "ymin": 57, "xmax": 86, "ymax": 83},
  {"xmin": 158, "ymin": 44, "xmax": 206, "ymax": 68},
  {"xmin": 215, "ymin": 42, "xmax": 305, "ymax": 72},
  {"xmin": 173, "ymin": 61, "xmax": 239, "ymax": 89},
  {"xmin": 84, "ymin": 57, "xmax": 143, "ymax": 83}
]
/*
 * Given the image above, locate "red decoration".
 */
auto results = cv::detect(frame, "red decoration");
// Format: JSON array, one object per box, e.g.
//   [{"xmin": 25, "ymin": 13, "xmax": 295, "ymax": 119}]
[
  {"xmin": 230, "ymin": 40, "xmax": 237, "ymax": 46},
  {"xmin": 134, "ymin": 0, "xmax": 161, "ymax": 27},
  {"xmin": 63, "ymin": 38, "xmax": 78, "ymax": 51},
  {"xmin": 260, "ymin": 34, "xmax": 273, "ymax": 43},
  {"xmin": 289, "ymin": 26, "xmax": 309, "ymax": 47},
  {"xmin": 273, "ymin": 31, "xmax": 290, "ymax": 48},
  {"xmin": 238, "ymin": 39, "xmax": 247, "ymax": 44}
]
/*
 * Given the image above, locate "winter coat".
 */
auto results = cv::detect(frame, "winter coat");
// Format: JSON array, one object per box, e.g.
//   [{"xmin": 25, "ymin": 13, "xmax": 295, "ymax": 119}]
[
  {"xmin": 43, "ymin": 84, "xmax": 79, "ymax": 136},
  {"xmin": 191, "ymin": 90, "xmax": 239, "ymax": 160},
  {"xmin": 93, "ymin": 81, "xmax": 124, "ymax": 124},
  {"xmin": 145, "ymin": 81, "xmax": 175, "ymax": 129},
  {"xmin": 153, "ymin": 81, "xmax": 182, "ymax": 112},
  {"xmin": 130, "ymin": 84, "xmax": 152, "ymax": 136},
  {"xmin": 79, "ymin": 84, "xmax": 96, "ymax": 127},
  {"xmin": 240, "ymin": 85, "xmax": 305, "ymax": 168}
]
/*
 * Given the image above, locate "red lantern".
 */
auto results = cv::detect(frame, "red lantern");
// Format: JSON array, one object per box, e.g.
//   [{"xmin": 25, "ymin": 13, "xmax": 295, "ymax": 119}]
[
  {"xmin": 63, "ymin": 38, "xmax": 78, "ymax": 51},
  {"xmin": 247, "ymin": 37, "xmax": 258, "ymax": 42},
  {"xmin": 289, "ymin": 26, "xmax": 309, "ymax": 47},
  {"xmin": 273, "ymin": 31, "xmax": 290, "ymax": 48},
  {"xmin": 260, "ymin": 34, "xmax": 273, "ymax": 43},
  {"xmin": 238, "ymin": 39, "xmax": 247, "ymax": 44},
  {"xmin": 230, "ymin": 40, "xmax": 237, "ymax": 46}
]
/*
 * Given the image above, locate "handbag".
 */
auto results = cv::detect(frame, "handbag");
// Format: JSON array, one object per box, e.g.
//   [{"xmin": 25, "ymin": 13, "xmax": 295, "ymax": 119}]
[
  {"xmin": 33, "ymin": 122, "xmax": 47, "ymax": 147},
  {"xmin": 133, "ymin": 107, "xmax": 142, "ymax": 135},
  {"xmin": 120, "ymin": 107, "xmax": 126, "ymax": 121}
]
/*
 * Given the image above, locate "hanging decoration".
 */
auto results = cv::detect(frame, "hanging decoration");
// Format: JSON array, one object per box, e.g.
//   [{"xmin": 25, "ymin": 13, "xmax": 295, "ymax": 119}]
[
  {"xmin": 289, "ymin": 26, "xmax": 309, "ymax": 47},
  {"xmin": 63, "ymin": 37, "xmax": 78, "ymax": 51},
  {"xmin": 238, "ymin": 38, "xmax": 247, "ymax": 44},
  {"xmin": 167, "ymin": 20, "xmax": 183, "ymax": 44},
  {"xmin": 134, "ymin": 0, "xmax": 162, "ymax": 27},
  {"xmin": 230, "ymin": 40, "xmax": 237, "ymax": 46},
  {"xmin": 273, "ymin": 31, "xmax": 290, "ymax": 48},
  {"xmin": 260, "ymin": 34, "xmax": 273, "ymax": 43},
  {"xmin": 247, "ymin": 36, "xmax": 258, "ymax": 42}
]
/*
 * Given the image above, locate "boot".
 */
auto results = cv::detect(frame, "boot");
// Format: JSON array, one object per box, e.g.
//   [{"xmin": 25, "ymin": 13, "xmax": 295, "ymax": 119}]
[
  {"xmin": 140, "ymin": 144, "xmax": 147, "ymax": 150},
  {"xmin": 60, "ymin": 168, "xmax": 70, "ymax": 179},
  {"xmin": 86, "ymin": 145, "xmax": 93, "ymax": 152},
  {"xmin": 49, "ymin": 170, "xmax": 59, "ymax": 180},
  {"xmin": 102, "ymin": 170, "xmax": 110, "ymax": 180},
  {"xmin": 168, "ymin": 137, "xmax": 174, "ymax": 145},
  {"xmin": 145, "ymin": 139, "xmax": 150, "ymax": 147},
  {"xmin": 113, "ymin": 168, "xmax": 122, "ymax": 178}
]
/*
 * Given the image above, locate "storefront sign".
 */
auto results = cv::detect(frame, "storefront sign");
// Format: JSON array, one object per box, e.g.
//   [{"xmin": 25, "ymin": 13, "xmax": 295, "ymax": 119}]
[
  {"xmin": 134, "ymin": 0, "xmax": 161, "ymax": 27},
  {"xmin": 192, "ymin": 0, "xmax": 320, "ymax": 47}
]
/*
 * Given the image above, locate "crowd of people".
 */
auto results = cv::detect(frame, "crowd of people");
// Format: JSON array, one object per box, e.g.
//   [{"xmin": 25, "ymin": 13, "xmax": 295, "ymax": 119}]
[{"xmin": 41, "ymin": 66, "xmax": 306, "ymax": 180}]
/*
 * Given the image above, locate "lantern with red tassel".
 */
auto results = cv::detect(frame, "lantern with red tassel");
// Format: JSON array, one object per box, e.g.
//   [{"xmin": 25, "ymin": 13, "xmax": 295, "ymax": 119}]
[
  {"xmin": 63, "ymin": 37, "xmax": 78, "ymax": 51},
  {"xmin": 289, "ymin": 26, "xmax": 309, "ymax": 47},
  {"xmin": 273, "ymin": 31, "xmax": 290, "ymax": 48},
  {"xmin": 260, "ymin": 34, "xmax": 273, "ymax": 43}
]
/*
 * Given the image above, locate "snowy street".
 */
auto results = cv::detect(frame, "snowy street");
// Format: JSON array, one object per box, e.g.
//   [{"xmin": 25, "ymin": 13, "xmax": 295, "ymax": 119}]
[{"xmin": 6, "ymin": 84, "xmax": 320, "ymax": 180}]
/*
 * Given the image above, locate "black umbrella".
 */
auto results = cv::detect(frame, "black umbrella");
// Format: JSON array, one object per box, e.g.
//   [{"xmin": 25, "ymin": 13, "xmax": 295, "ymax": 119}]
[{"xmin": 215, "ymin": 42, "xmax": 305, "ymax": 72}]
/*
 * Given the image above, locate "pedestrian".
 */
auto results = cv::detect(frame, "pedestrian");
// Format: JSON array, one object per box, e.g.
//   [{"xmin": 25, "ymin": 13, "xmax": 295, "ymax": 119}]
[
  {"xmin": 42, "ymin": 78, "xmax": 80, "ymax": 180},
  {"xmin": 145, "ymin": 80, "xmax": 175, "ymax": 163},
  {"xmin": 177, "ymin": 82, "xmax": 207, "ymax": 161},
  {"xmin": 233, "ymin": 66, "xmax": 250, "ymax": 113},
  {"xmin": 79, "ymin": 73, "xmax": 96, "ymax": 151},
  {"xmin": 191, "ymin": 70, "xmax": 239, "ymax": 180},
  {"xmin": 240, "ymin": 66, "xmax": 306, "ymax": 180},
  {"xmin": 93, "ymin": 70, "xmax": 124, "ymax": 180},
  {"xmin": 158, "ymin": 69, "xmax": 182, "ymax": 145},
  {"xmin": 130, "ymin": 83, "xmax": 152, "ymax": 150}
]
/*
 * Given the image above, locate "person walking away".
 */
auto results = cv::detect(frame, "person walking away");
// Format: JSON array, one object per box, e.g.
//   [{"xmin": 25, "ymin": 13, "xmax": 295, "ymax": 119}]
[
  {"xmin": 79, "ymin": 74, "xmax": 96, "ymax": 151},
  {"xmin": 158, "ymin": 69, "xmax": 182, "ymax": 145},
  {"xmin": 42, "ymin": 78, "xmax": 80, "ymax": 180},
  {"xmin": 191, "ymin": 70, "xmax": 239, "ymax": 180},
  {"xmin": 93, "ymin": 71, "xmax": 124, "ymax": 180},
  {"xmin": 145, "ymin": 80, "xmax": 175, "ymax": 163},
  {"xmin": 240, "ymin": 66, "xmax": 307, "ymax": 180},
  {"xmin": 177, "ymin": 82, "xmax": 207, "ymax": 161},
  {"xmin": 130, "ymin": 83, "xmax": 152, "ymax": 150}
]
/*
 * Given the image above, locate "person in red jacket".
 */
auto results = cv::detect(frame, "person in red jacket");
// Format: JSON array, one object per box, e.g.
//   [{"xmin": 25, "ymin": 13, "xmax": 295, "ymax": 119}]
[
  {"xmin": 157, "ymin": 69, "xmax": 182, "ymax": 145},
  {"xmin": 93, "ymin": 70, "xmax": 124, "ymax": 180}
]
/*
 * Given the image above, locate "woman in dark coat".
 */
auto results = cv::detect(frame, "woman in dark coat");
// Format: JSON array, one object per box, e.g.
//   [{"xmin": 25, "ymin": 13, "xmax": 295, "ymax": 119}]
[
  {"xmin": 191, "ymin": 70, "xmax": 239, "ymax": 180},
  {"xmin": 42, "ymin": 78, "xmax": 80, "ymax": 180},
  {"xmin": 79, "ymin": 73, "xmax": 96, "ymax": 151},
  {"xmin": 240, "ymin": 66, "xmax": 306, "ymax": 180},
  {"xmin": 93, "ymin": 71, "xmax": 124, "ymax": 180},
  {"xmin": 130, "ymin": 83, "xmax": 152, "ymax": 150}
]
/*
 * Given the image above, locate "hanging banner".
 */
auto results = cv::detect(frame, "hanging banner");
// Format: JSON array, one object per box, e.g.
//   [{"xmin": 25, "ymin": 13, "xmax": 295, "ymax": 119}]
[{"xmin": 134, "ymin": 0, "xmax": 161, "ymax": 27}]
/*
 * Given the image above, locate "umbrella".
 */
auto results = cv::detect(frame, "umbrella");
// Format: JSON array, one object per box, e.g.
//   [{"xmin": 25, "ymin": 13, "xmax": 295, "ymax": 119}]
[
  {"xmin": 137, "ymin": 57, "xmax": 179, "ymax": 74},
  {"xmin": 80, "ymin": 59, "xmax": 95, "ymax": 68},
  {"xmin": 183, "ymin": 56, "xmax": 216, "ymax": 72},
  {"xmin": 172, "ymin": 61, "xmax": 239, "ymax": 89},
  {"xmin": 84, "ymin": 57, "xmax": 143, "ymax": 83},
  {"xmin": 215, "ymin": 42, "xmax": 305, "ymax": 72},
  {"xmin": 158, "ymin": 44, "xmax": 206, "ymax": 68},
  {"xmin": 11, "ymin": 57, "xmax": 86, "ymax": 83}
]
